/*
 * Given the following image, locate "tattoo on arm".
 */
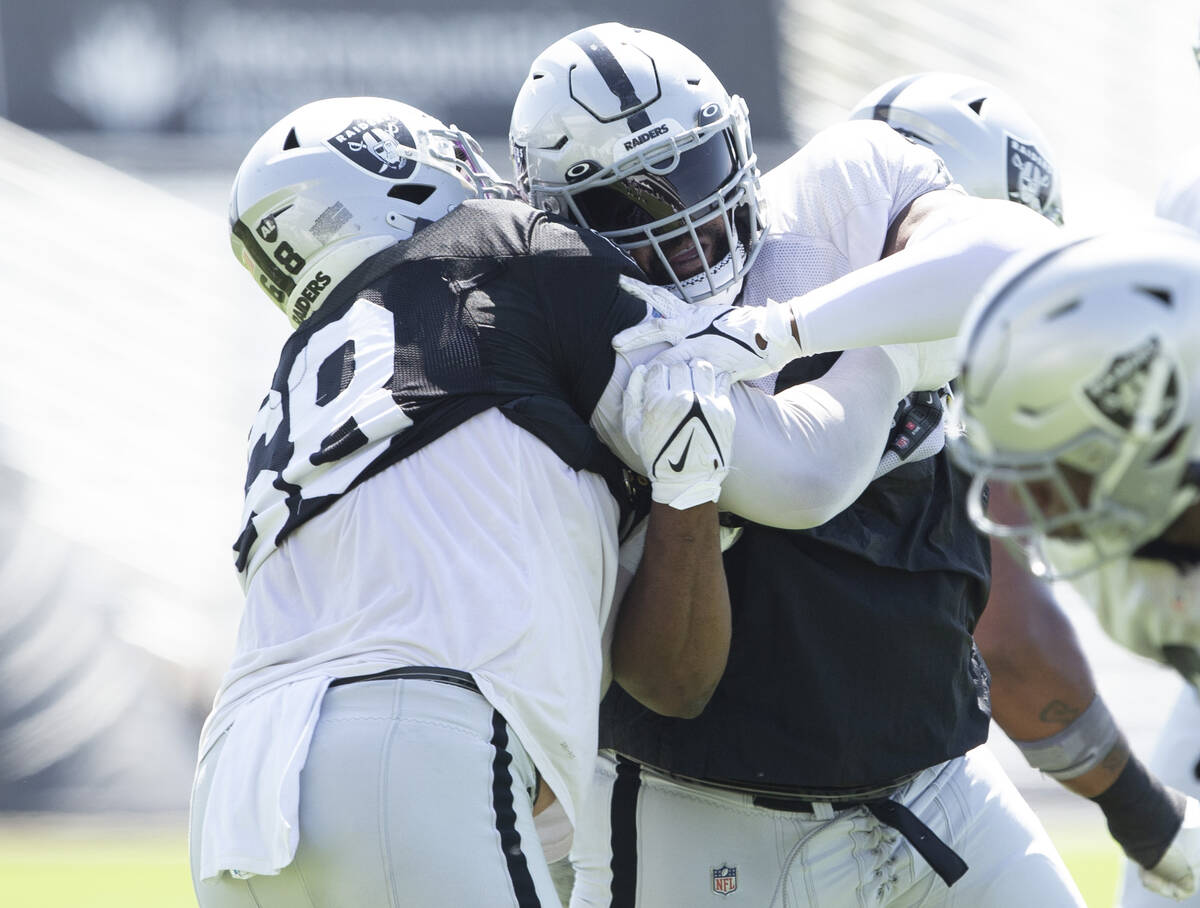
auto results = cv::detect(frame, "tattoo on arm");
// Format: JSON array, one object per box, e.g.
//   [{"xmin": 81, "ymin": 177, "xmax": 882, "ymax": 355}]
[{"xmin": 1039, "ymin": 700, "xmax": 1082, "ymax": 727}]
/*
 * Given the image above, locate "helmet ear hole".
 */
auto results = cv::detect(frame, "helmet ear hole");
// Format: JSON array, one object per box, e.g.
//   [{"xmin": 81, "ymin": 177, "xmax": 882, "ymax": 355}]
[
  {"xmin": 387, "ymin": 184, "xmax": 436, "ymax": 204},
  {"xmin": 967, "ymin": 97, "xmax": 986, "ymax": 115},
  {"xmin": 283, "ymin": 128, "xmax": 300, "ymax": 151}
]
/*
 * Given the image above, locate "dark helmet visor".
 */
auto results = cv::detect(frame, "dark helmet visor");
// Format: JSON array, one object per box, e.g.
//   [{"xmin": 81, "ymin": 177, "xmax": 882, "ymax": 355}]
[{"xmin": 573, "ymin": 133, "xmax": 737, "ymax": 233}]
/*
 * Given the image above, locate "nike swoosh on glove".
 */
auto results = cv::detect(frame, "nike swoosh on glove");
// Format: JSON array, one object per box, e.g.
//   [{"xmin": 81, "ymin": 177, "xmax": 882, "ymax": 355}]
[
  {"xmin": 613, "ymin": 277, "xmax": 806, "ymax": 382},
  {"xmin": 622, "ymin": 358, "xmax": 735, "ymax": 510},
  {"xmin": 1141, "ymin": 796, "xmax": 1200, "ymax": 900}
]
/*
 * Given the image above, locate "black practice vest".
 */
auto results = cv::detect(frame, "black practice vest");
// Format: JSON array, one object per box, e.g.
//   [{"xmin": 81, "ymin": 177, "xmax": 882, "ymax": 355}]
[
  {"xmin": 234, "ymin": 199, "xmax": 648, "ymax": 575},
  {"xmin": 600, "ymin": 353, "xmax": 993, "ymax": 791}
]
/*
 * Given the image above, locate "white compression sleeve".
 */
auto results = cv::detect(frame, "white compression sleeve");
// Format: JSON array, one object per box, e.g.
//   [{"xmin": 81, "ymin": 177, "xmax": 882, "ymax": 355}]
[
  {"xmin": 716, "ymin": 346, "xmax": 905, "ymax": 529},
  {"xmin": 787, "ymin": 198, "xmax": 1062, "ymax": 354}
]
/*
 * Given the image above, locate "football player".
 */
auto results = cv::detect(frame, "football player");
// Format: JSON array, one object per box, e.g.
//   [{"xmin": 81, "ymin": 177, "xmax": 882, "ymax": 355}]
[
  {"xmin": 512, "ymin": 23, "xmax": 1084, "ymax": 906},
  {"xmin": 1115, "ymin": 27, "xmax": 1200, "ymax": 906},
  {"xmin": 950, "ymin": 225, "xmax": 1200, "ymax": 902},
  {"xmin": 854, "ymin": 71, "xmax": 1200, "ymax": 903},
  {"xmin": 189, "ymin": 95, "xmax": 738, "ymax": 907},
  {"xmin": 189, "ymin": 95, "xmax": 951, "ymax": 906}
]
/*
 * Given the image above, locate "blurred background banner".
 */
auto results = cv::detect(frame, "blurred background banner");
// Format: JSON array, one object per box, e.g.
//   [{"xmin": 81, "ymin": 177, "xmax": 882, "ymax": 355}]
[{"xmin": 0, "ymin": 0, "xmax": 787, "ymax": 140}]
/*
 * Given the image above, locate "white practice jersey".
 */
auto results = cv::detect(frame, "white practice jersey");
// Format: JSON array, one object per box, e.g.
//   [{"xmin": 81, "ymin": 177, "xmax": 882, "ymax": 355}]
[
  {"xmin": 204, "ymin": 408, "xmax": 621, "ymax": 832},
  {"xmin": 1047, "ymin": 540, "xmax": 1200, "ymax": 670},
  {"xmin": 744, "ymin": 119, "xmax": 956, "ymax": 309}
]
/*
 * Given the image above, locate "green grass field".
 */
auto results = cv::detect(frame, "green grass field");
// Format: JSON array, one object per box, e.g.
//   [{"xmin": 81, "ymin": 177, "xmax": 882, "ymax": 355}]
[
  {"xmin": 0, "ymin": 815, "xmax": 1125, "ymax": 907},
  {"xmin": 0, "ymin": 821, "xmax": 194, "ymax": 908}
]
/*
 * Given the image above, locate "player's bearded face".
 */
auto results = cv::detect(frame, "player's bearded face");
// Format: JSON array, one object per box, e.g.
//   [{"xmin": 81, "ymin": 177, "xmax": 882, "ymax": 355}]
[{"xmin": 630, "ymin": 213, "xmax": 730, "ymax": 285}]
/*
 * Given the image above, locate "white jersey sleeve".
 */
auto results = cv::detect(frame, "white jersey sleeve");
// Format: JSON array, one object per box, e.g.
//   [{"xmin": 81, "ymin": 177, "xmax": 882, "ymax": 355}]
[
  {"xmin": 1047, "ymin": 541, "xmax": 1200, "ymax": 662},
  {"xmin": 760, "ymin": 119, "xmax": 955, "ymax": 274}
]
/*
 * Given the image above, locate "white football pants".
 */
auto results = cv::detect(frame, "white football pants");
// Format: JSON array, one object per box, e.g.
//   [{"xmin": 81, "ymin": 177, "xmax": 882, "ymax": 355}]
[
  {"xmin": 568, "ymin": 746, "xmax": 1085, "ymax": 907},
  {"xmin": 190, "ymin": 677, "xmax": 560, "ymax": 907},
  {"xmin": 1118, "ymin": 683, "xmax": 1200, "ymax": 908}
]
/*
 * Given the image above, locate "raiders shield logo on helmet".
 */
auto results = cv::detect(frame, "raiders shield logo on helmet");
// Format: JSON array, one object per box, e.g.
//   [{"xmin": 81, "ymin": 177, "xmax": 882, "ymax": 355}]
[
  {"xmin": 328, "ymin": 118, "xmax": 418, "ymax": 179},
  {"xmin": 1006, "ymin": 135, "xmax": 1054, "ymax": 218},
  {"xmin": 1083, "ymin": 336, "xmax": 1179, "ymax": 432}
]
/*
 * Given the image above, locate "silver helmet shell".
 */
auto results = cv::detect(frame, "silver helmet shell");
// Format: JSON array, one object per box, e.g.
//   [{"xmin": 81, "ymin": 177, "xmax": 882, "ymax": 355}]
[
  {"xmin": 510, "ymin": 22, "xmax": 765, "ymax": 305},
  {"xmin": 949, "ymin": 225, "xmax": 1200, "ymax": 577},
  {"xmin": 231, "ymin": 96, "xmax": 514, "ymax": 327},
  {"xmin": 850, "ymin": 72, "xmax": 1063, "ymax": 225}
]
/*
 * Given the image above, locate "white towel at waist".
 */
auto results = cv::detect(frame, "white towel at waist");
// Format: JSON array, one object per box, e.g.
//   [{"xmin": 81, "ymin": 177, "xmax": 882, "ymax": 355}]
[{"xmin": 198, "ymin": 675, "xmax": 330, "ymax": 881}]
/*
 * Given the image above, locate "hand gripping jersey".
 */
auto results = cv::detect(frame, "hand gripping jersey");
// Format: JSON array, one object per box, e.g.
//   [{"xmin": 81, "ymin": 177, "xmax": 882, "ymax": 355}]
[
  {"xmin": 233, "ymin": 198, "xmax": 646, "ymax": 586},
  {"xmin": 600, "ymin": 120, "xmax": 993, "ymax": 791}
]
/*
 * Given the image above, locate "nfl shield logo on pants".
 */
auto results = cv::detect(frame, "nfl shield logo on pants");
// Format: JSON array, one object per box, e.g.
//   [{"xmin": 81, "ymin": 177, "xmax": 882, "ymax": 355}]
[{"xmin": 712, "ymin": 864, "xmax": 737, "ymax": 895}]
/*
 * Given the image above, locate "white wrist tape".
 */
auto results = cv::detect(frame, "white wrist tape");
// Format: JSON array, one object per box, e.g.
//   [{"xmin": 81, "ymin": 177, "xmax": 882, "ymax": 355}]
[{"xmin": 1014, "ymin": 695, "xmax": 1122, "ymax": 781}]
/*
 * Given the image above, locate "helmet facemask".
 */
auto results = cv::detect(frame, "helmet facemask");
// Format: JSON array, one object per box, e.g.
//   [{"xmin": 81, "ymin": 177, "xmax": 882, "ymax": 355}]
[
  {"xmin": 530, "ymin": 97, "xmax": 764, "ymax": 305},
  {"xmin": 518, "ymin": 61, "xmax": 768, "ymax": 304},
  {"xmin": 511, "ymin": 23, "xmax": 767, "ymax": 305},
  {"xmin": 430, "ymin": 126, "xmax": 518, "ymax": 202},
  {"xmin": 951, "ymin": 353, "xmax": 1200, "ymax": 579}
]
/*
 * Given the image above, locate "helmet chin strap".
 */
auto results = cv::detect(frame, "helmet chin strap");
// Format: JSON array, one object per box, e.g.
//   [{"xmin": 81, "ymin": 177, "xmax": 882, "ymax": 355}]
[{"xmin": 672, "ymin": 241, "xmax": 747, "ymax": 307}]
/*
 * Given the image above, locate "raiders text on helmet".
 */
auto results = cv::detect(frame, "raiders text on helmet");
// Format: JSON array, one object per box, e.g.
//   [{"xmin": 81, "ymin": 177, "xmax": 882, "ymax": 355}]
[
  {"xmin": 509, "ymin": 23, "xmax": 765, "ymax": 305},
  {"xmin": 850, "ymin": 72, "xmax": 1064, "ymax": 225},
  {"xmin": 230, "ymin": 96, "xmax": 514, "ymax": 327},
  {"xmin": 948, "ymin": 225, "xmax": 1200, "ymax": 577}
]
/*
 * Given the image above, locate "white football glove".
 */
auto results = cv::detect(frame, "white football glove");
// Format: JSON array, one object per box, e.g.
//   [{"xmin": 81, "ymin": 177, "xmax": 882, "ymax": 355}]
[
  {"xmin": 613, "ymin": 278, "xmax": 805, "ymax": 382},
  {"xmin": 622, "ymin": 359, "xmax": 735, "ymax": 510},
  {"xmin": 1140, "ymin": 796, "xmax": 1200, "ymax": 900}
]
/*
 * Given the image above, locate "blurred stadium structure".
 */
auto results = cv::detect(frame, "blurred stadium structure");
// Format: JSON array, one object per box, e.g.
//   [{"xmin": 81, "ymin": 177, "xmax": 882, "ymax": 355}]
[{"xmin": 0, "ymin": 0, "xmax": 1196, "ymax": 824}]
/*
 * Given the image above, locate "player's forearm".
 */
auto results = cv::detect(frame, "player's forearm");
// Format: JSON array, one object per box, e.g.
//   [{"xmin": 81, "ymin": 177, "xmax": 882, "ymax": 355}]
[
  {"xmin": 717, "ymin": 346, "xmax": 904, "ymax": 528},
  {"xmin": 611, "ymin": 501, "xmax": 730, "ymax": 718},
  {"xmin": 784, "ymin": 198, "xmax": 1060, "ymax": 354},
  {"xmin": 979, "ymin": 540, "xmax": 1189, "ymax": 864},
  {"xmin": 979, "ymin": 542, "xmax": 1098, "ymax": 736},
  {"xmin": 978, "ymin": 539, "xmax": 1121, "ymax": 792}
]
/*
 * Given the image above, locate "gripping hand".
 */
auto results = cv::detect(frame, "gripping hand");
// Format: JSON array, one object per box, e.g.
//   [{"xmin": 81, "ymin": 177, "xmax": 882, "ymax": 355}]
[
  {"xmin": 613, "ymin": 278, "xmax": 806, "ymax": 382},
  {"xmin": 622, "ymin": 359, "xmax": 735, "ymax": 510},
  {"xmin": 1141, "ymin": 796, "xmax": 1200, "ymax": 900}
]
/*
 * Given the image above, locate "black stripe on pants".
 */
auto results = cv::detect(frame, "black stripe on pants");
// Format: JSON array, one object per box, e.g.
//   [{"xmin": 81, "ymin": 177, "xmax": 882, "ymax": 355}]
[
  {"xmin": 491, "ymin": 711, "xmax": 541, "ymax": 907},
  {"xmin": 610, "ymin": 756, "xmax": 642, "ymax": 907}
]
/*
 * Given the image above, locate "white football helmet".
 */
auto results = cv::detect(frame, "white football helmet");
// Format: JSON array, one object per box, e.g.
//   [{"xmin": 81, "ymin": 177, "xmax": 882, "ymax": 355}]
[
  {"xmin": 230, "ymin": 96, "xmax": 514, "ymax": 327},
  {"xmin": 948, "ymin": 226, "xmax": 1200, "ymax": 577},
  {"xmin": 509, "ymin": 22, "xmax": 765, "ymax": 305},
  {"xmin": 850, "ymin": 72, "xmax": 1063, "ymax": 225}
]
